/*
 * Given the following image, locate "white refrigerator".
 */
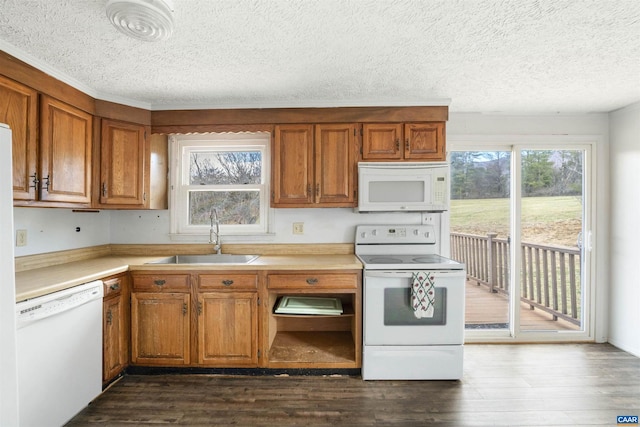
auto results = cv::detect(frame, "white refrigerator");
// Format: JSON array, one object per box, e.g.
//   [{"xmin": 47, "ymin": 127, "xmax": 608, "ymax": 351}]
[{"xmin": 0, "ymin": 123, "xmax": 19, "ymax": 425}]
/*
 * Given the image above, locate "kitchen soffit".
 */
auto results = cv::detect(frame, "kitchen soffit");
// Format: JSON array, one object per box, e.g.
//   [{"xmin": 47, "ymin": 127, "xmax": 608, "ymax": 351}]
[{"xmin": 0, "ymin": 0, "xmax": 639, "ymax": 114}]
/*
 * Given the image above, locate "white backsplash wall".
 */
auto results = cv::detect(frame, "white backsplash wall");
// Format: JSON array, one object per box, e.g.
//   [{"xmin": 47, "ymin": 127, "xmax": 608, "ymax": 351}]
[
  {"xmin": 109, "ymin": 210, "xmax": 171, "ymax": 244},
  {"xmin": 13, "ymin": 208, "xmax": 111, "ymax": 257},
  {"xmin": 109, "ymin": 208, "xmax": 427, "ymax": 244}
]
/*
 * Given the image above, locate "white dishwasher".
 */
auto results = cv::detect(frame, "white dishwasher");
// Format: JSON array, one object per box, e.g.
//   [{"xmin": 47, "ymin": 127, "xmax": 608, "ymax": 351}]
[{"xmin": 16, "ymin": 280, "xmax": 104, "ymax": 427}]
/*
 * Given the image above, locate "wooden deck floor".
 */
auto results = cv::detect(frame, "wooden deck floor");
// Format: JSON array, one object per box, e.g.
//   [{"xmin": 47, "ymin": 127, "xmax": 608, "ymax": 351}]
[{"xmin": 465, "ymin": 280, "xmax": 580, "ymax": 331}]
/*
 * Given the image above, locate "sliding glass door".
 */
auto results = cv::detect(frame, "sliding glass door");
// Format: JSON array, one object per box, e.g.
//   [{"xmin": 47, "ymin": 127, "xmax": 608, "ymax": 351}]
[
  {"xmin": 450, "ymin": 151, "xmax": 512, "ymax": 331},
  {"xmin": 450, "ymin": 143, "xmax": 592, "ymax": 340},
  {"xmin": 517, "ymin": 149, "xmax": 585, "ymax": 333}
]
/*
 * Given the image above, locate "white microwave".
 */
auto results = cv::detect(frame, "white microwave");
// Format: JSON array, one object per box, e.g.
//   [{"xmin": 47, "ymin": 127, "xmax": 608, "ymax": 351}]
[{"xmin": 357, "ymin": 162, "xmax": 449, "ymax": 212}]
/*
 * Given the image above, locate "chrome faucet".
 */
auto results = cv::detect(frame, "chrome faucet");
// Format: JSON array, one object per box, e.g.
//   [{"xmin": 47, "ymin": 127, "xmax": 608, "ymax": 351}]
[{"xmin": 209, "ymin": 209, "xmax": 221, "ymax": 254}]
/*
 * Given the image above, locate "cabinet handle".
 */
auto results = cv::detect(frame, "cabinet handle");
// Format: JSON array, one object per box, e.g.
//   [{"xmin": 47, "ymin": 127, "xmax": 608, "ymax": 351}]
[
  {"xmin": 154, "ymin": 279, "xmax": 166, "ymax": 286},
  {"xmin": 42, "ymin": 175, "xmax": 50, "ymax": 192},
  {"xmin": 222, "ymin": 279, "xmax": 234, "ymax": 286},
  {"xmin": 395, "ymin": 139, "xmax": 400, "ymax": 150},
  {"xmin": 315, "ymin": 183, "xmax": 320, "ymax": 197},
  {"xmin": 405, "ymin": 138, "xmax": 410, "ymax": 150},
  {"xmin": 183, "ymin": 303, "xmax": 188, "ymax": 316},
  {"xmin": 102, "ymin": 182, "xmax": 107, "ymax": 197},
  {"xmin": 307, "ymin": 184, "xmax": 311, "ymax": 195},
  {"xmin": 106, "ymin": 309, "xmax": 112, "ymax": 325},
  {"xmin": 197, "ymin": 302, "xmax": 202, "ymax": 315},
  {"xmin": 29, "ymin": 173, "xmax": 40, "ymax": 190},
  {"xmin": 109, "ymin": 282, "xmax": 120, "ymax": 291},
  {"xmin": 306, "ymin": 278, "xmax": 318, "ymax": 285}
]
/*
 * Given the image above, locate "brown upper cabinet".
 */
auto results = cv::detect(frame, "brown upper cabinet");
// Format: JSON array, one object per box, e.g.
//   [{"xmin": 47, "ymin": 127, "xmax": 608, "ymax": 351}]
[
  {"xmin": 95, "ymin": 118, "xmax": 150, "ymax": 208},
  {"xmin": 362, "ymin": 122, "xmax": 445, "ymax": 161},
  {"xmin": 272, "ymin": 123, "xmax": 357, "ymax": 208},
  {"xmin": 38, "ymin": 95, "xmax": 93, "ymax": 204},
  {"xmin": 0, "ymin": 75, "xmax": 38, "ymax": 201},
  {"xmin": 2, "ymin": 77, "xmax": 93, "ymax": 206}
]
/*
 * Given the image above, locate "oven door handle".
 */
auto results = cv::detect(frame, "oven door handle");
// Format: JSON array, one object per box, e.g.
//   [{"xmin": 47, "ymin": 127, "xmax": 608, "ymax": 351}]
[{"xmin": 365, "ymin": 270, "xmax": 466, "ymax": 279}]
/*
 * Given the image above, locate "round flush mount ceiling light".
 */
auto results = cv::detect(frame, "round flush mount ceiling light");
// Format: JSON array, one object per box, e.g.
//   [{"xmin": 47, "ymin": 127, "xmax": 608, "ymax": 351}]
[{"xmin": 106, "ymin": 0, "xmax": 175, "ymax": 42}]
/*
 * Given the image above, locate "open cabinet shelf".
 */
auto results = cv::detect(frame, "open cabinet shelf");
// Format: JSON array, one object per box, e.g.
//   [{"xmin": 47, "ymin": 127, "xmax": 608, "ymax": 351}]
[
  {"xmin": 265, "ymin": 271, "xmax": 362, "ymax": 369},
  {"xmin": 268, "ymin": 331, "xmax": 356, "ymax": 366}
]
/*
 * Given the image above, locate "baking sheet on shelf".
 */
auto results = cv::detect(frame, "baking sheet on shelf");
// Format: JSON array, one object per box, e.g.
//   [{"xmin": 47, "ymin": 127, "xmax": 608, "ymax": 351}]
[{"xmin": 275, "ymin": 296, "xmax": 343, "ymax": 315}]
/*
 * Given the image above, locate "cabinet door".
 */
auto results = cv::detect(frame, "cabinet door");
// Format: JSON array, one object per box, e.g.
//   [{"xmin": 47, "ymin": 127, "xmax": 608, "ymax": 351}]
[
  {"xmin": 131, "ymin": 292, "xmax": 190, "ymax": 366},
  {"xmin": 362, "ymin": 123, "xmax": 403, "ymax": 160},
  {"xmin": 315, "ymin": 124, "xmax": 357, "ymax": 206},
  {"xmin": 272, "ymin": 124, "xmax": 314, "ymax": 206},
  {"xmin": 404, "ymin": 122, "xmax": 445, "ymax": 160},
  {"xmin": 39, "ymin": 96, "xmax": 92, "ymax": 203},
  {"xmin": 0, "ymin": 76, "xmax": 37, "ymax": 201},
  {"xmin": 197, "ymin": 292, "xmax": 258, "ymax": 366},
  {"xmin": 103, "ymin": 296, "xmax": 126, "ymax": 382},
  {"xmin": 99, "ymin": 119, "xmax": 149, "ymax": 207}
]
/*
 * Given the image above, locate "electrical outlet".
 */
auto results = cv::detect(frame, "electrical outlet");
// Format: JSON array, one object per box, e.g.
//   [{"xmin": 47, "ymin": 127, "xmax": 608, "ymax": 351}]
[
  {"xmin": 293, "ymin": 222, "xmax": 304, "ymax": 235},
  {"xmin": 16, "ymin": 229, "xmax": 27, "ymax": 247}
]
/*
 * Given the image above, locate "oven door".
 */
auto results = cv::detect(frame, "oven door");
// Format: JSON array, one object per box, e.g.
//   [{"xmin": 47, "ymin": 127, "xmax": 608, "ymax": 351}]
[{"xmin": 364, "ymin": 270, "xmax": 465, "ymax": 346}]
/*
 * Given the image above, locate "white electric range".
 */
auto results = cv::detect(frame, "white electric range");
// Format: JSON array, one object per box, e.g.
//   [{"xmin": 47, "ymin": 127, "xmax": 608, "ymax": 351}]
[{"xmin": 356, "ymin": 224, "xmax": 466, "ymax": 380}]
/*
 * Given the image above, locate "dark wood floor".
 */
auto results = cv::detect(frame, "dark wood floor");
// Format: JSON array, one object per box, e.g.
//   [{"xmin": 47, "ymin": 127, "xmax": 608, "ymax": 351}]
[{"xmin": 67, "ymin": 344, "xmax": 640, "ymax": 426}]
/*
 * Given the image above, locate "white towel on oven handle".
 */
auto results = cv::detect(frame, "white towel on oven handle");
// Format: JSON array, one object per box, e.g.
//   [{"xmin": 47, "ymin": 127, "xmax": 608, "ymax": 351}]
[{"xmin": 411, "ymin": 271, "xmax": 435, "ymax": 318}]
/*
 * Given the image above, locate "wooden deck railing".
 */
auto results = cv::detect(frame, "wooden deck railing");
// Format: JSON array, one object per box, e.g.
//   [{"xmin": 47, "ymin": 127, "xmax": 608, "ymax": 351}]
[{"xmin": 450, "ymin": 232, "xmax": 581, "ymax": 326}]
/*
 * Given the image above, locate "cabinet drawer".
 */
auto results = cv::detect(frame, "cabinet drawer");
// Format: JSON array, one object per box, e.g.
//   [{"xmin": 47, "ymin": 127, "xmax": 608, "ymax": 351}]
[
  {"xmin": 132, "ymin": 274, "xmax": 190, "ymax": 291},
  {"xmin": 103, "ymin": 276, "xmax": 123, "ymax": 297},
  {"xmin": 199, "ymin": 274, "xmax": 257, "ymax": 290},
  {"xmin": 268, "ymin": 274, "xmax": 357, "ymax": 289}
]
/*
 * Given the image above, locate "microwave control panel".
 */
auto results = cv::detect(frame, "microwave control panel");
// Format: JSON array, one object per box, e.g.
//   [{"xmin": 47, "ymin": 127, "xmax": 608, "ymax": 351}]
[{"xmin": 433, "ymin": 176, "xmax": 447, "ymax": 203}]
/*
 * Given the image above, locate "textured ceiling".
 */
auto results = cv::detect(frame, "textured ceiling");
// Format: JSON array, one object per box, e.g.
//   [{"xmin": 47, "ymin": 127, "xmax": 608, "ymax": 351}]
[{"xmin": 0, "ymin": 0, "xmax": 639, "ymax": 113}]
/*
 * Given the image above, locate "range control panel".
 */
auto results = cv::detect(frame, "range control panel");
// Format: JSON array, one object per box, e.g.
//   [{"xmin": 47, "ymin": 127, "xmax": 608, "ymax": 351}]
[{"xmin": 355, "ymin": 225, "xmax": 437, "ymax": 245}]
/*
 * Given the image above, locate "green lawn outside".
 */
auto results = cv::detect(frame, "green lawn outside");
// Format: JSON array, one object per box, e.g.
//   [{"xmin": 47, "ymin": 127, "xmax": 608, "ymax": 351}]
[{"xmin": 450, "ymin": 196, "xmax": 582, "ymax": 247}]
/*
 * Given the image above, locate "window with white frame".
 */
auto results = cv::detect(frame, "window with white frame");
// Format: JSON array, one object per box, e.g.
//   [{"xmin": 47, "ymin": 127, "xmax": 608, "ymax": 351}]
[{"xmin": 169, "ymin": 133, "xmax": 270, "ymax": 237}]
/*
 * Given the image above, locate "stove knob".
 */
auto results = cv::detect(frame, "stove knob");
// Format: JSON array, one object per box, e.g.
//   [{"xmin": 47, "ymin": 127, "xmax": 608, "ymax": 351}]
[
  {"xmin": 413, "ymin": 229, "xmax": 419, "ymax": 236},
  {"xmin": 371, "ymin": 229, "xmax": 378, "ymax": 236},
  {"xmin": 425, "ymin": 232, "xmax": 431, "ymax": 238},
  {"xmin": 360, "ymin": 232, "xmax": 367, "ymax": 239}
]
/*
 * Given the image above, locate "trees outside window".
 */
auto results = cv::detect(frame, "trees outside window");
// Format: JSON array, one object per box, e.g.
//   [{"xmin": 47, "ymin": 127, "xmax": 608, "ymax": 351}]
[{"xmin": 170, "ymin": 134, "xmax": 270, "ymax": 236}]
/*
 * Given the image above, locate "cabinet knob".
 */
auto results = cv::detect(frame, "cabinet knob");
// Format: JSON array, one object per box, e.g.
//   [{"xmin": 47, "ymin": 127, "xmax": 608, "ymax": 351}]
[
  {"xmin": 222, "ymin": 279, "xmax": 234, "ymax": 286},
  {"xmin": 306, "ymin": 278, "xmax": 318, "ymax": 285},
  {"xmin": 154, "ymin": 279, "xmax": 166, "ymax": 286}
]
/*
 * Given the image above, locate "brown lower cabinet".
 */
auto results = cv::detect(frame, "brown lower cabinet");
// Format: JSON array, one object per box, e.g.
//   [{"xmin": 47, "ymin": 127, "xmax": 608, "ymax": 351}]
[
  {"xmin": 102, "ymin": 274, "xmax": 129, "ymax": 384},
  {"xmin": 127, "ymin": 269, "xmax": 361, "ymax": 370},
  {"xmin": 197, "ymin": 292, "xmax": 258, "ymax": 366},
  {"xmin": 130, "ymin": 271, "xmax": 261, "ymax": 368},
  {"xmin": 130, "ymin": 273, "xmax": 191, "ymax": 366}
]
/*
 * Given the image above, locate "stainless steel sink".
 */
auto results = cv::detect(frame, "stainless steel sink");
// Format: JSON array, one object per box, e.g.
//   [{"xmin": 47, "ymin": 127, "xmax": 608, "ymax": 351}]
[{"xmin": 146, "ymin": 254, "xmax": 259, "ymax": 264}]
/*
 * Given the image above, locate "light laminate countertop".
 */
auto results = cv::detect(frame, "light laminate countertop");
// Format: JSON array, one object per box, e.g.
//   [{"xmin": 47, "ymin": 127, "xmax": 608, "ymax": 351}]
[{"xmin": 15, "ymin": 254, "xmax": 363, "ymax": 302}]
